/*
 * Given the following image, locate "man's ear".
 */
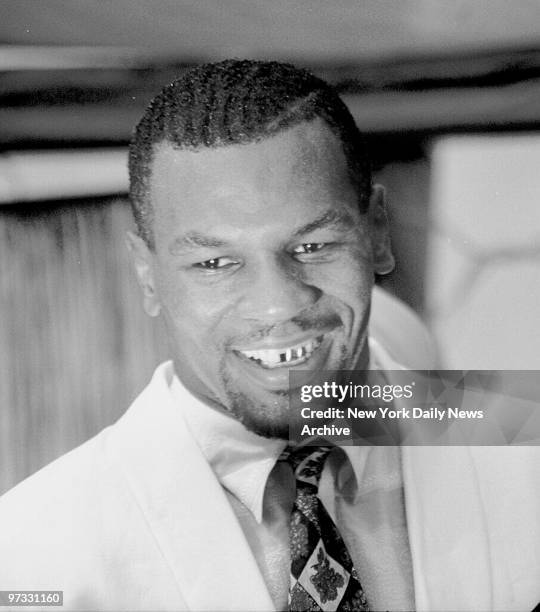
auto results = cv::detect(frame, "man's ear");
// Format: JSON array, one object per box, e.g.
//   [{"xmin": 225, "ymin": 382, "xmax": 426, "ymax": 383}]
[
  {"xmin": 367, "ymin": 184, "xmax": 395, "ymax": 275},
  {"xmin": 125, "ymin": 231, "xmax": 161, "ymax": 317}
]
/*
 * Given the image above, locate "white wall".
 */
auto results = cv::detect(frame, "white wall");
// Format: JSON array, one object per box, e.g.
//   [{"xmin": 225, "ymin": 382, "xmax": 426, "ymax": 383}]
[{"xmin": 426, "ymin": 134, "xmax": 540, "ymax": 368}]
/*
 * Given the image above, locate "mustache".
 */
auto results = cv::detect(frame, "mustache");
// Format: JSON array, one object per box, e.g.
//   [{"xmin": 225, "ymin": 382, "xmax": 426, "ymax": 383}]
[{"xmin": 227, "ymin": 309, "xmax": 343, "ymax": 347}]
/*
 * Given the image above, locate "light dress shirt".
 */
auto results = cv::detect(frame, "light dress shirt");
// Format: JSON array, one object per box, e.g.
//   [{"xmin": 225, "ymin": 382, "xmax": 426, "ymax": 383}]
[{"xmin": 170, "ymin": 338, "xmax": 415, "ymax": 611}]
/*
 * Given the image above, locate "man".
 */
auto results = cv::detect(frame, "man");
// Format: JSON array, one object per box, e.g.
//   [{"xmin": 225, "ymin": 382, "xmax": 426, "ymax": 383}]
[{"xmin": 0, "ymin": 60, "xmax": 539, "ymax": 612}]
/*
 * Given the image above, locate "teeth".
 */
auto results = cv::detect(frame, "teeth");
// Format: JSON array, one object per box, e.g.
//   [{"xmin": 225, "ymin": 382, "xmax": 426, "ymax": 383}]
[{"xmin": 238, "ymin": 336, "xmax": 323, "ymax": 368}]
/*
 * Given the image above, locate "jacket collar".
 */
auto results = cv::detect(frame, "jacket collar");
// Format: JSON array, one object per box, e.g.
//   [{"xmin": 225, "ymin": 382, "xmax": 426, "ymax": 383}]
[{"xmin": 108, "ymin": 362, "xmax": 275, "ymax": 611}]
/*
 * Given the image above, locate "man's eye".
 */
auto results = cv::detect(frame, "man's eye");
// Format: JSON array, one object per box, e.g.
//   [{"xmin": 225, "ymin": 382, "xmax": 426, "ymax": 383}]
[
  {"xmin": 292, "ymin": 243, "xmax": 326, "ymax": 255},
  {"xmin": 193, "ymin": 257, "xmax": 237, "ymax": 270}
]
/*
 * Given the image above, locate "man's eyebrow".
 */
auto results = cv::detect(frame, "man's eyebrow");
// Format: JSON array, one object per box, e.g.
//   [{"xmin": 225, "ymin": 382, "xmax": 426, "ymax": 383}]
[
  {"xmin": 168, "ymin": 232, "xmax": 227, "ymax": 254},
  {"xmin": 292, "ymin": 209, "xmax": 355, "ymax": 237}
]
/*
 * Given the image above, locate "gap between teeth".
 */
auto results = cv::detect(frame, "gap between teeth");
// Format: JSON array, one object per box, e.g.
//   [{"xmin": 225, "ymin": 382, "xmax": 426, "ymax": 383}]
[{"xmin": 239, "ymin": 337, "xmax": 322, "ymax": 366}]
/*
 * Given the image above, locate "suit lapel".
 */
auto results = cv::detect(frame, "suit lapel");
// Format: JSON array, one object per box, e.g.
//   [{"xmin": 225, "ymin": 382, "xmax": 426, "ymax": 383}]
[{"xmin": 109, "ymin": 363, "xmax": 275, "ymax": 612}]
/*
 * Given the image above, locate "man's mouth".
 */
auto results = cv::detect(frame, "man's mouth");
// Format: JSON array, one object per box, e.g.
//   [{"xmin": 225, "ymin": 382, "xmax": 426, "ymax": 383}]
[{"xmin": 234, "ymin": 335, "xmax": 324, "ymax": 369}]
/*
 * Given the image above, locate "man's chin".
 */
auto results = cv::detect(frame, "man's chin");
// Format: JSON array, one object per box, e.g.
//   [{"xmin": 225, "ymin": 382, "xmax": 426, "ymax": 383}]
[
  {"xmin": 237, "ymin": 415, "xmax": 290, "ymax": 440},
  {"xmin": 224, "ymin": 387, "xmax": 292, "ymax": 439}
]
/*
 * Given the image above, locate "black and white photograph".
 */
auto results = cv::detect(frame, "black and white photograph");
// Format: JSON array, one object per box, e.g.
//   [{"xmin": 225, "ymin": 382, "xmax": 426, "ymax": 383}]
[{"xmin": 1, "ymin": 2, "xmax": 540, "ymax": 611}]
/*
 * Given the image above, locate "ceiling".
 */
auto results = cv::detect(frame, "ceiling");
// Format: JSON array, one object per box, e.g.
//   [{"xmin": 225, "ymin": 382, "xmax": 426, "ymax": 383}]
[
  {"xmin": 2, "ymin": 0, "xmax": 540, "ymax": 65},
  {"xmin": 1, "ymin": 1, "xmax": 540, "ymax": 148},
  {"xmin": 1, "ymin": 1, "xmax": 540, "ymax": 203}
]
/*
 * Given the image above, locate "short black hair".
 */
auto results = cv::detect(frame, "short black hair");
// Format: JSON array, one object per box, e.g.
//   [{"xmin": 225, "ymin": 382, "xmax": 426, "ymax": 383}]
[{"xmin": 129, "ymin": 59, "xmax": 372, "ymax": 249}]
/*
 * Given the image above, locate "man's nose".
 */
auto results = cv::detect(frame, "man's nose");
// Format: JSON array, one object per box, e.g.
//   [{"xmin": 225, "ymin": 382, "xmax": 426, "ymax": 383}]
[{"xmin": 236, "ymin": 257, "xmax": 321, "ymax": 323}]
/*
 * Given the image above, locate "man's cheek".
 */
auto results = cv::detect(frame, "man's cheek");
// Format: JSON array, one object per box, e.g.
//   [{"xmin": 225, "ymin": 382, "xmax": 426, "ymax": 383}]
[
  {"xmin": 161, "ymin": 285, "xmax": 210, "ymax": 321},
  {"xmin": 325, "ymin": 278, "xmax": 371, "ymax": 309}
]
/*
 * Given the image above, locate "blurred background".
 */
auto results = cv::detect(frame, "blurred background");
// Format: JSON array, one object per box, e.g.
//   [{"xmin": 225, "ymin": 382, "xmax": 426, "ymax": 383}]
[{"xmin": 1, "ymin": 0, "xmax": 540, "ymax": 494}]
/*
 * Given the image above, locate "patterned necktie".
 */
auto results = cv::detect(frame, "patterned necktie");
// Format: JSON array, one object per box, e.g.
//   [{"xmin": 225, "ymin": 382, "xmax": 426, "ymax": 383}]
[{"xmin": 280, "ymin": 446, "xmax": 370, "ymax": 612}]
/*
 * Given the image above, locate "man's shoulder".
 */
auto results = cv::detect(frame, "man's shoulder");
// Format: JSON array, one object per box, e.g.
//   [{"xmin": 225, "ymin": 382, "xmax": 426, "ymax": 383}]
[
  {"xmin": 0, "ymin": 425, "xmax": 113, "ymax": 519},
  {"xmin": 0, "ymin": 424, "xmax": 130, "ymax": 594},
  {"xmin": 0, "ymin": 361, "xmax": 192, "ymax": 601},
  {"xmin": 0, "ymin": 421, "xmax": 135, "ymax": 585}
]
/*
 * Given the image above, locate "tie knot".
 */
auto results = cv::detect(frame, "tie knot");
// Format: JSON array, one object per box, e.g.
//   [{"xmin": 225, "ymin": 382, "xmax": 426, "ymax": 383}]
[{"xmin": 280, "ymin": 445, "xmax": 332, "ymax": 488}]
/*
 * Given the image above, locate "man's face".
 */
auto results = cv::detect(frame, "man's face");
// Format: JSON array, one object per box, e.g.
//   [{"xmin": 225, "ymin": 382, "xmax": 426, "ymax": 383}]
[{"xmin": 130, "ymin": 119, "xmax": 392, "ymax": 438}]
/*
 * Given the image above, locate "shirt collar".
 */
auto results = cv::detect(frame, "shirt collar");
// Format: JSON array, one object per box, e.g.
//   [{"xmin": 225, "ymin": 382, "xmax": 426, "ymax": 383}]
[{"xmin": 169, "ymin": 375, "xmax": 287, "ymax": 523}]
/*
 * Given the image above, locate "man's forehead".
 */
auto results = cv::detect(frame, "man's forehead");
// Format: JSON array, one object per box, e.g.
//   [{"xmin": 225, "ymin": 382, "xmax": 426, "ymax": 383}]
[
  {"xmin": 147, "ymin": 119, "xmax": 359, "ymax": 244},
  {"xmin": 149, "ymin": 119, "xmax": 348, "ymax": 185}
]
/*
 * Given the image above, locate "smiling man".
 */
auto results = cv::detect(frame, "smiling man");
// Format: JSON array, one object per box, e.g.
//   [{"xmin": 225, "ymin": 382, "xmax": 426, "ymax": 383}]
[
  {"xmin": 1, "ymin": 60, "xmax": 540, "ymax": 612},
  {"xmin": 124, "ymin": 63, "xmax": 407, "ymax": 610}
]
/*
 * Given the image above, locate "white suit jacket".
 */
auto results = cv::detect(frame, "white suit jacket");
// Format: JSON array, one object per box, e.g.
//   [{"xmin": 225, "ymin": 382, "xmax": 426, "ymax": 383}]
[{"xmin": 1, "ymin": 289, "xmax": 539, "ymax": 611}]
